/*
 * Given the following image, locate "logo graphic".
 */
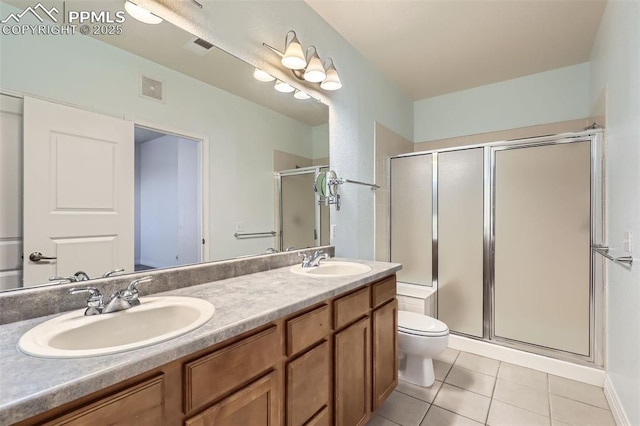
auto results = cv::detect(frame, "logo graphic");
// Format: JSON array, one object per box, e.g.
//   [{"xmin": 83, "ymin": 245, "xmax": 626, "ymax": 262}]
[{"xmin": 1, "ymin": 2, "xmax": 59, "ymax": 24}]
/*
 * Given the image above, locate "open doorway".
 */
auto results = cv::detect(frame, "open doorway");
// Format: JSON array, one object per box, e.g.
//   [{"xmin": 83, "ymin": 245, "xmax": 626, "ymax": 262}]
[{"xmin": 134, "ymin": 125, "xmax": 205, "ymax": 271}]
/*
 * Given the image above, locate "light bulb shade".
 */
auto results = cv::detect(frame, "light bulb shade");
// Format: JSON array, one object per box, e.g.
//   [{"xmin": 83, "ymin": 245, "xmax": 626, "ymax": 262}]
[
  {"xmin": 303, "ymin": 47, "xmax": 326, "ymax": 83},
  {"xmin": 274, "ymin": 80, "xmax": 295, "ymax": 93},
  {"xmin": 320, "ymin": 59, "xmax": 342, "ymax": 90},
  {"xmin": 253, "ymin": 68, "xmax": 275, "ymax": 82},
  {"xmin": 294, "ymin": 90, "xmax": 311, "ymax": 100},
  {"xmin": 124, "ymin": 1, "xmax": 163, "ymax": 24},
  {"xmin": 281, "ymin": 31, "xmax": 306, "ymax": 70}
]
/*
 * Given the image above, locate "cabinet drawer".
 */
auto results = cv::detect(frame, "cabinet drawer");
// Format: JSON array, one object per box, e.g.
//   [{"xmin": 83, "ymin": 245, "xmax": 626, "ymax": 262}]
[
  {"xmin": 43, "ymin": 375, "xmax": 164, "ymax": 426},
  {"xmin": 372, "ymin": 276, "xmax": 396, "ymax": 308},
  {"xmin": 286, "ymin": 341, "xmax": 330, "ymax": 426},
  {"xmin": 185, "ymin": 372, "xmax": 279, "ymax": 426},
  {"xmin": 184, "ymin": 326, "xmax": 280, "ymax": 413},
  {"xmin": 334, "ymin": 287, "xmax": 370, "ymax": 330},
  {"xmin": 286, "ymin": 304, "xmax": 330, "ymax": 355}
]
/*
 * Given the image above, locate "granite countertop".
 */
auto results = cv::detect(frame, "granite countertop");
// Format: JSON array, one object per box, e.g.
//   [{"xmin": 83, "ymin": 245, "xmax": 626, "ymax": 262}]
[{"xmin": 0, "ymin": 258, "xmax": 400, "ymax": 424}]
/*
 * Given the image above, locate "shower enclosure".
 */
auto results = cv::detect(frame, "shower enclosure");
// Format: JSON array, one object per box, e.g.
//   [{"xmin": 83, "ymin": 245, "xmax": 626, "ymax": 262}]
[{"xmin": 389, "ymin": 130, "xmax": 604, "ymax": 365}]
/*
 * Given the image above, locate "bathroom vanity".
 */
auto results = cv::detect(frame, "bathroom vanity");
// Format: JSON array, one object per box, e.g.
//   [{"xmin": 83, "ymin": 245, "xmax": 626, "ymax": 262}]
[{"xmin": 0, "ymin": 257, "xmax": 400, "ymax": 426}]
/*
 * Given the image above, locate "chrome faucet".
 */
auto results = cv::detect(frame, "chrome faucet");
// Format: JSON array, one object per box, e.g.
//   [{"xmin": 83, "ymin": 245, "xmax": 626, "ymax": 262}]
[
  {"xmin": 73, "ymin": 271, "xmax": 91, "ymax": 281},
  {"xmin": 103, "ymin": 276, "xmax": 152, "ymax": 314},
  {"xmin": 298, "ymin": 250, "xmax": 329, "ymax": 268},
  {"xmin": 69, "ymin": 277, "xmax": 153, "ymax": 316},
  {"xmin": 68, "ymin": 287, "xmax": 104, "ymax": 316},
  {"xmin": 266, "ymin": 248, "xmax": 279, "ymax": 254},
  {"xmin": 50, "ymin": 271, "xmax": 92, "ymax": 283}
]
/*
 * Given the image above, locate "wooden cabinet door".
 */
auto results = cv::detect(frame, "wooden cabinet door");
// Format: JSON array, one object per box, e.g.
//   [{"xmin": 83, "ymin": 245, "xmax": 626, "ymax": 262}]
[
  {"xmin": 42, "ymin": 375, "xmax": 164, "ymax": 426},
  {"xmin": 185, "ymin": 372, "xmax": 279, "ymax": 426},
  {"xmin": 286, "ymin": 340, "xmax": 330, "ymax": 426},
  {"xmin": 372, "ymin": 299, "xmax": 398, "ymax": 410},
  {"xmin": 334, "ymin": 317, "xmax": 371, "ymax": 426}
]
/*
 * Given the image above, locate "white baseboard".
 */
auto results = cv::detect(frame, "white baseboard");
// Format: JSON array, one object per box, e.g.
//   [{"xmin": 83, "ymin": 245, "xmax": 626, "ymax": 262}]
[
  {"xmin": 449, "ymin": 334, "xmax": 605, "ymax": 386},
  {"xmin": 604, "ymin": 375, "xmax": 630, "ymax": 426}
]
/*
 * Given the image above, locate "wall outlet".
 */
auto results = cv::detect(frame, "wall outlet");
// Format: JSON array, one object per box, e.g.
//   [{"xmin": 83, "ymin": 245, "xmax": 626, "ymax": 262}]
[
  {"xmin": 235, "ymin": 222, "xmax": 246, "ymax": 233},
  {"xmin": 330, "ymin": 224, "xmax": 337, "ymax": 240},
  {"xmin": 623, "ymin": 230, "xmax": 632, "ymax": 253}
]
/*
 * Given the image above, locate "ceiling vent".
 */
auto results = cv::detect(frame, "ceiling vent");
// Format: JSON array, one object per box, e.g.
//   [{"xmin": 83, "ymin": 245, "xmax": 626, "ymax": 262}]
[
  {"xmin": 140, "ymin": 75, "xmax": 164, "ymax": 103},
  {"xmin": 183, "ymin": 37, "xmax": 215, "ymax": 56}
]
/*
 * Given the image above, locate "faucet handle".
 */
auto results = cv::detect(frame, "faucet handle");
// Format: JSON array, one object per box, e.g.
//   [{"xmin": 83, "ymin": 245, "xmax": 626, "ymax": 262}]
[
  {"xmin": 102, "ymin": 268, "xmax": 125, "ymax": 278},
  {"xmin": 127, "ymin": 276, "xmax": 152, "ymax": 292},
  {"xmin": 50, "ymin": 275, "xmax": 74, "ymax": 283},
  {"xmin": 298, "ymin": 252, "xmax": 310, "ymax": 261},
  {"xmin": 69, "ymin": 287, "xmax": 104, "ymax": 315},
  {"xmin": 69, "ymin": 286, "xmax": 102, "ymax": 299}
]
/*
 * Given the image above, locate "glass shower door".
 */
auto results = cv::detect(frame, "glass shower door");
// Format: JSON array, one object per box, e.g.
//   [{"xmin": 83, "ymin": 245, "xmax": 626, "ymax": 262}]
[{"xmin": 493, "ymin": 141, "xmax": 592, "ymax": 355}]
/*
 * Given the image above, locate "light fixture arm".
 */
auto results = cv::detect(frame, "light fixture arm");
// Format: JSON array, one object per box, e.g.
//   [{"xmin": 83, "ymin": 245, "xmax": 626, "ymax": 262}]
[
  {"xmin": 263, "ymin": 43, "xmax": 284, "ymax": 58},
  {"xmin": 284, "ymin": 30, "xmax": 297, "ymax": 49},
  {"xmin": 305, "ymin": 46, "xmax": 319, "ymax": 62}
]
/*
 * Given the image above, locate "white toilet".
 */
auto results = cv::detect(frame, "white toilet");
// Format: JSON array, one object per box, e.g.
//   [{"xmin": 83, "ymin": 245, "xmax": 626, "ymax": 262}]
[{"xmin": 397, "ymin": 310, "xmax": 449, "ymax": 387}]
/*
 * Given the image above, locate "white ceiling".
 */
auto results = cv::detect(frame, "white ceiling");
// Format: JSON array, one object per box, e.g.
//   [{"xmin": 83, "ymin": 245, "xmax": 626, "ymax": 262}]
[{"xmin": 306, "ymin": 0, "xmax": 607, "ymax": 100}]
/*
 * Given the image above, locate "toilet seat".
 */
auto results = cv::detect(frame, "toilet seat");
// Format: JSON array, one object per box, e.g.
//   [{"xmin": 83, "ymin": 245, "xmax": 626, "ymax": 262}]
[{"xmin": 398, "ymin": 311, "xmax": 449, "ymax": 337}]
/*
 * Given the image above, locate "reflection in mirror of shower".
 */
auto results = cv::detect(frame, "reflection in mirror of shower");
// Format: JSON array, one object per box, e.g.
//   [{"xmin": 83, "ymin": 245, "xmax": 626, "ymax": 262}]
[
  {"xmin": 278, "ymin": 167, "xmax": 329, "ymax": 252},
  {"xmin": 134, "ymin": 126, "xmax": 203, "ymax": 272}
]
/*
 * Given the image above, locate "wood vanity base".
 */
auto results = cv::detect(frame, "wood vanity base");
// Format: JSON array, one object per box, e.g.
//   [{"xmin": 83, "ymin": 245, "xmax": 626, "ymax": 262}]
[{"xmin": 16, "ymin": 275, "xmax": 398, "ymax": 426}]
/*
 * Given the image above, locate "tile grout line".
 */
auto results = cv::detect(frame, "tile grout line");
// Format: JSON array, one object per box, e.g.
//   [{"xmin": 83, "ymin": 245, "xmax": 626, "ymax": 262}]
[{"xmin": 483, "ymin": 361, "xmax": 502, "ymax": 425}]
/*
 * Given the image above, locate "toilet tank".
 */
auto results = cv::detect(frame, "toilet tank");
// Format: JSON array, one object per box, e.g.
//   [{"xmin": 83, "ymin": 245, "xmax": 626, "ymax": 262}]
[{"xmin": 396, "ymin": 282, "xmax": 436, "ymax": 317}]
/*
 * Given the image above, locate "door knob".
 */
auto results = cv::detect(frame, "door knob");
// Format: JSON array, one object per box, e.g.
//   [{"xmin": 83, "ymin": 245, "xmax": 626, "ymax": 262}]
[{"xmin": 29, "ymin": 252, "xmax": 57, "ymax": 262}]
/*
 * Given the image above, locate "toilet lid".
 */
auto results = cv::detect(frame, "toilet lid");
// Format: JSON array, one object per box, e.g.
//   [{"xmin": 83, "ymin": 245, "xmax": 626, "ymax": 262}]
[{"xmin": 398, "ymin": 311, "xmax": 449, "ymax": 337}]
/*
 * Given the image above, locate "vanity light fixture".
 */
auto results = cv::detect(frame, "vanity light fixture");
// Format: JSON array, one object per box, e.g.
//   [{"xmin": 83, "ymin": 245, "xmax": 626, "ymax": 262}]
[
  {"xmin": 281, "ymin": 31, "xmax": 307, "ymax": 70},
  {"xmin": 303, "ymin": 47, "xmax": 326, "ymax": 83},
  {"xmin": 263, "ymin": 30, "xmax": 342, "ymax": 92},
  {"xmin": 253, "ymin": 68, "xmax": 275, "ymax": 82},
  {"xmin": 294, "ymin": 90, "xmax": 311, "ymax": 100},
  {"xmin": 320, "ymin": 59, "xmax": 342, "ymax": 91},
  {"xmin": 124, "ymin": 0, "xmax": 163, "ymax": 24},
  {"xmin": 274, "ymin": 80, "xmax": 295, "ymax": 93}
]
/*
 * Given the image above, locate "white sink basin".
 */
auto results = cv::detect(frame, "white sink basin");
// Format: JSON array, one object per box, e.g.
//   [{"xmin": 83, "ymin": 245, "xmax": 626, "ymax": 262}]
[
  {"xmin": 290, "ymin": 261, "xmax": 372, "ymax": 278},
  {"xmin": 18, "ymin": 296, "xmax": 215, "ymax": 358}
]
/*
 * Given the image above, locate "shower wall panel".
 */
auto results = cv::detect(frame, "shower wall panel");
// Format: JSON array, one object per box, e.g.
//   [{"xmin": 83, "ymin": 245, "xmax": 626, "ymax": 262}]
[
  {"xmin": 438, "ymin": 149, "xmax": 484, "ymax": 337},
  {"xmin": 390, "ymin": 155, "xmax": 433, "ymax": 286}
]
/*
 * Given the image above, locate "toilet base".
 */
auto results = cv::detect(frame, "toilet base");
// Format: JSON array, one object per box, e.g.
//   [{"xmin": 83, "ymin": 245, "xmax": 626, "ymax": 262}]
[{"xmin": 398, "ymin": 353, "xmax": 435, "ymax": 388}]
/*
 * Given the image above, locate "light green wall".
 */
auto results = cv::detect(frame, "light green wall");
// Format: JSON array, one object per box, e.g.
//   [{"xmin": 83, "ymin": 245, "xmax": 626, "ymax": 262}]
[
  {"xmin": 146, "ymin": 0, "xmax": 415, "ymax": 259},
  {"xmin": 414, "ymin": 63, "xmax": 590, "ymax": 142},
  {"xmin": 590, "ymin": 1, "xmax": 640, "ymax": 424}
]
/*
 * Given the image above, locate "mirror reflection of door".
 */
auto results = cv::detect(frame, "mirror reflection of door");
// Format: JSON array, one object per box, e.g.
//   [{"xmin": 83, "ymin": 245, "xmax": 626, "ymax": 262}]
[
  {"xmin": 278, "ymin": 167, "xmax": 329, "ymax": 251},
  {"xmin": 134, "ymin": 126, "xmax": 203, "ymax": 271},
  {"xmin": 22, "ymin": 96, "xmax": 134, "ymax": 285}
]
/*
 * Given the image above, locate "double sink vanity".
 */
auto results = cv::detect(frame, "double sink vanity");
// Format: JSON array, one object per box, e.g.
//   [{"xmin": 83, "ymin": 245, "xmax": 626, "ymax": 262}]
[{"xmin": 0, "ymin": 249, "xmax": 401, "ymax": 425}]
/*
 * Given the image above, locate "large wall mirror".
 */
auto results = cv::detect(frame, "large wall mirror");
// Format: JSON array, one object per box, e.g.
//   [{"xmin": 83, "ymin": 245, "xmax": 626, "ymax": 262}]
[{"xmin": 0, "ymin": 0, "xmax": 329, "ymax": 291}]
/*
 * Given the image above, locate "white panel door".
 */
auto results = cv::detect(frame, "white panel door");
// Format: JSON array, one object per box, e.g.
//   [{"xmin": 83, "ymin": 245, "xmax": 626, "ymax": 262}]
[
  {"xmin": 0, "ymin": 94, "xmax": 23, "ymax": 290},
  {"xmin": 23, "ymin": 97, "xmax": 134, "ymax": 285}
]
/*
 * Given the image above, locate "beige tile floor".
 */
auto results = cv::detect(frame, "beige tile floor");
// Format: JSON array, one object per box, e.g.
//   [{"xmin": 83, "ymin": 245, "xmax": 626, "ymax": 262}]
[{"xmin": 368, "ymin": 349, "xmax": 615, "ymax": 426}]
